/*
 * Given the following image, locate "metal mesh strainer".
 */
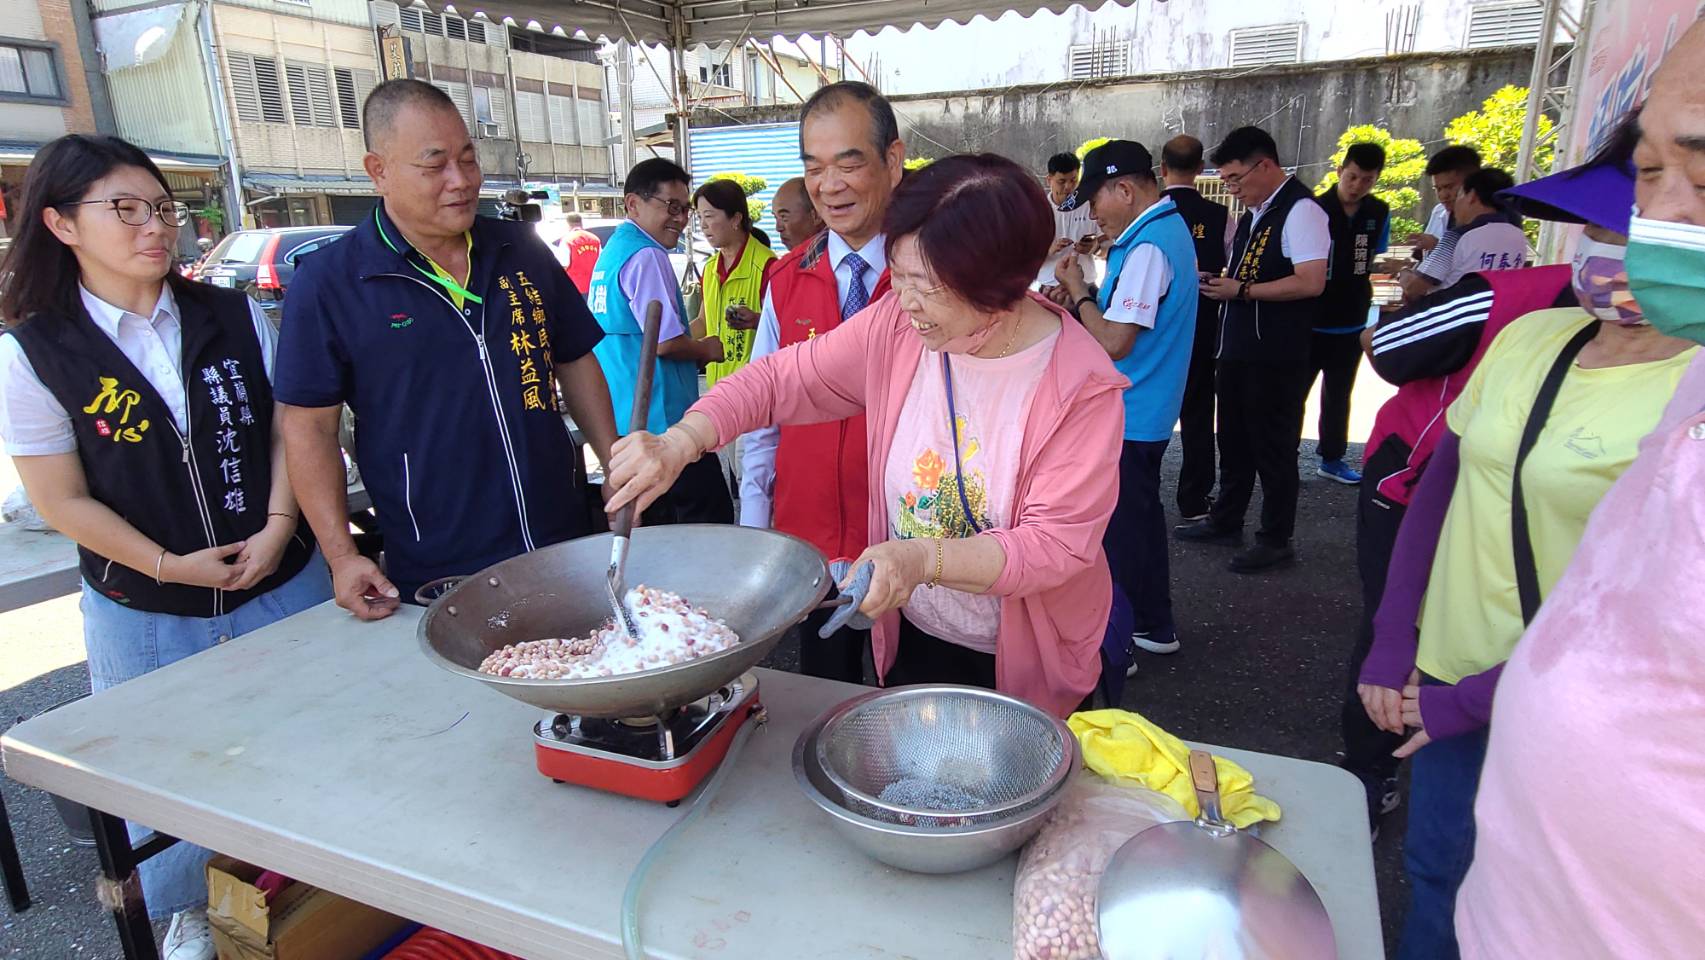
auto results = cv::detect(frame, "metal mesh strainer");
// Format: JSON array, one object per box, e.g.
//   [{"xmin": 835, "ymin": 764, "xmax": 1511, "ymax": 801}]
[{"xmin": 814, "ymin": 685, "xmax": 1075, "ymax": 828}]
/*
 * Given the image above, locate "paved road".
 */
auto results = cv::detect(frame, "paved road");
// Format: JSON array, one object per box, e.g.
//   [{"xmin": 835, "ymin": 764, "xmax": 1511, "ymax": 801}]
[{"xmin": 0, "ymin": 360, "xmax": 1407, "ymax": 958}]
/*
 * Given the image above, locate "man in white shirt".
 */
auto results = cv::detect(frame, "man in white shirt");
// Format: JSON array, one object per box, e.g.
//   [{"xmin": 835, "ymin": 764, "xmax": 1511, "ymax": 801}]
[
  {"xmin": 739, "ymin": 81, "xmax": 904, "ymax": 683},
  {"xmin": 1415, "ymin": 168, "xmax": 1531, "ymax": 290},
  {"xmin": 1037, "ymin": 152, "xmax": 1097, "ymax": 285},
  {"xmin": 1184, "ymin": 125, "xmax": 1331, "ymax": 573}
]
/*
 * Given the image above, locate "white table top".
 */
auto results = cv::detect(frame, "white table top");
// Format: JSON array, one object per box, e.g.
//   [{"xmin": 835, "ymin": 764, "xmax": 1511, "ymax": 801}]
[
  {"xmin": 1, "ymin": 602, "xmax": 1383, "ymax": 959},
  {"xmin": 0, "ymin": 522, "xmax": 81, "ymax": 614}
]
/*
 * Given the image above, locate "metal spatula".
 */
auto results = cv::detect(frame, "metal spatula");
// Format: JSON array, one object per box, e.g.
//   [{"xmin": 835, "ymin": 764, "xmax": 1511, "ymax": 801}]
[{"xmin": 607, "ymin": 300, "xmax": 663, "ymax": 639}]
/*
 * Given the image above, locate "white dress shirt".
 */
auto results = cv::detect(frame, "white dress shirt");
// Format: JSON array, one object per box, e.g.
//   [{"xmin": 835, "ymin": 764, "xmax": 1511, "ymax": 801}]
[
  {"xmin": 1241, "ymin": 176, "xmax": 1332, "ymax": 265},
  {"xmin": 0, "ymin": 284, "xmax": 278, "ymax": 456},
  {"xmin": 737, "ymin": 231, "xmax": 886, "ymax": 528}
]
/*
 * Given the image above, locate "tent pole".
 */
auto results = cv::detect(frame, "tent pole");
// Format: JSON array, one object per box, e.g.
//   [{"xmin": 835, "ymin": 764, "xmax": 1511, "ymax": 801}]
[{"xmin": 671, "ymin": 9, "xmax": 691, "ymax": 175}]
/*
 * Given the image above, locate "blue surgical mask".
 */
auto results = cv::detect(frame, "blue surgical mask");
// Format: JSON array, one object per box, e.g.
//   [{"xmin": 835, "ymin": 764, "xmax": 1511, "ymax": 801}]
[{"xmin": 1627, "ymin": 214, "xmax": 1705, "ymax": 344}]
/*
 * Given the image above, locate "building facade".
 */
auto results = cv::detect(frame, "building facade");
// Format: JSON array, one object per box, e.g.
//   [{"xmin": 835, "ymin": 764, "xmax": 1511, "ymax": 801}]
[{"xmin": 0, "ymin": 0, "xmax": 124, "ymax": 248}]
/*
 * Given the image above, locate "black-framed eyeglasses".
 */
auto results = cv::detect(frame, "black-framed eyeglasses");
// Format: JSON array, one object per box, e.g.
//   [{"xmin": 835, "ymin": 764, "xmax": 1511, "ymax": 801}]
[
  {"xmin": 62, "ymin": 198, "xmax": 193, "ymax": 227},
  {"xmin": 1219, "ymin": 158, "xmax": 1269, "ymax": 188},
  {"xmin": 642, "ymin": 195, "xmax": 692, "ymax": 218}
]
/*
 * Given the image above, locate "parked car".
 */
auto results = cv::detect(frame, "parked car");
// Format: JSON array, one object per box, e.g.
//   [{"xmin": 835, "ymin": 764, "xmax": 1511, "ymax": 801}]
[{"xmin": 195, "ymin": 225, "xmax": 350, "ymax": 325}]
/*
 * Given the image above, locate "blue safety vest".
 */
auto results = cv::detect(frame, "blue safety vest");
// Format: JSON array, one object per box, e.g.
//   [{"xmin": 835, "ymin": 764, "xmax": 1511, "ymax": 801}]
[
  {"xmin": 586, "ymin": 221, "xmax": 697, "ymax": 435},
  {"xmin": 1099, "ymin": 196, "xmax": 1201, "ymax": 442}
]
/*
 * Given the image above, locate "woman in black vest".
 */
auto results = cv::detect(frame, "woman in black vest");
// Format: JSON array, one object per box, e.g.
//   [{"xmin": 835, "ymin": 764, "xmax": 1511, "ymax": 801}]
[{"xmin": 0, "ymin": 135, "xmax": 331, "ymax": 958}]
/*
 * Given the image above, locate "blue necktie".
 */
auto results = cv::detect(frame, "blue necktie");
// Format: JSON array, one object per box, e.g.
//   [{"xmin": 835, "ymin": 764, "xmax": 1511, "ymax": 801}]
[{"xmin": 841, "ymin": 253, "xmax": 870, "ymax": 320}]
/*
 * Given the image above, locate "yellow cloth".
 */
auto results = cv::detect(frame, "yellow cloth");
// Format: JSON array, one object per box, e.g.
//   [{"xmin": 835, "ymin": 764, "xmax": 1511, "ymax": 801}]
[
  {"xmin": 1067, "ymin": 709, "xmax": 1281, "ymax": 828},
  {"xmin": 422, "ymin": 231, "xmax": 475, "ymax": 310},
  {"xmin": 1420, "ymin": 308, "xmax": 1697, "ymax": 682},
  {"xmin": 701, "ymin": 235, "xmax": 775, "ymax": 386}
]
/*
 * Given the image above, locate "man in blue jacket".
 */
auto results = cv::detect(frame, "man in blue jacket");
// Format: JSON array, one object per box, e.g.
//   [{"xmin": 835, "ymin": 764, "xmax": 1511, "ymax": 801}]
[
  {"xmin": 275, "ymin": 80, "xmax": 618, "ymax": 618},
  {"xmin": 1052, "ymin": 140, "xmax": 1199, "ymax": 673}
]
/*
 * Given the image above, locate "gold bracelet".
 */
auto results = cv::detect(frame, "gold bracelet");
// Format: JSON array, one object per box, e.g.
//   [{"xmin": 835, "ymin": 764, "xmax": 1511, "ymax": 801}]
[
  {"xmin": 927, "ymin": 538, "xmax": 944, "ymax": 589},
  {"xmin": 154, "ymin": 548, "xmax": 168, "ymax": 586}
]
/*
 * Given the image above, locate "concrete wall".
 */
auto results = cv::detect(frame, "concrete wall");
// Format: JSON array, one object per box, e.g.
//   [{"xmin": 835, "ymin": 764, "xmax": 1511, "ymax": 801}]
[{"xmin": 694, "ymin": 47, "xmax": 1539, "ymax": 186}]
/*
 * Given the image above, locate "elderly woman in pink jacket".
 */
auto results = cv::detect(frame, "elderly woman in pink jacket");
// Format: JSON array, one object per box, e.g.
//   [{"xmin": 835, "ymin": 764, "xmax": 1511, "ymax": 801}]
[{"xmin": 604, "ymin": 153, "xmax": 1129, "ymax": 716}]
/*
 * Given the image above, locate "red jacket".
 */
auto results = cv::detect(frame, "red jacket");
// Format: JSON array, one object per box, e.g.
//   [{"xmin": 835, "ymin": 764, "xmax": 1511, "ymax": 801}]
[
  {"xmin": 768, "ymin": 231, "xmax": 889, "ymax": 559},
  {"xmin": 1364, "ymin": 265, "xmax": 1573, "ymax": 507}
]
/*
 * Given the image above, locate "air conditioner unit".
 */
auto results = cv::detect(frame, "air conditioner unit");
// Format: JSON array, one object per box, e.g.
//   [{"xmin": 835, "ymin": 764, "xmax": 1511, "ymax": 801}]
[{"xmin": 478, "ymin": 122, "xmax": 501, "ymax": 138}]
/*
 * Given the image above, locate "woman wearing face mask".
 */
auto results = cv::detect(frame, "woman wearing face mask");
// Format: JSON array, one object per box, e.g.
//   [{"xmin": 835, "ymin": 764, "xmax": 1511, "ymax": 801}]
[
  {"xmin": 692, "ymin": 178, "xmax": 776, "ymax": 387},
  {"xmin": 1356, "ymin": 129, "xmax": 1698, "ymax": 960},
  {"xmin": 0, "ymin": 135, "xmax": 331, "ymax": 960},
  {"xmin": 604, "ymin": 154, "xmax": 1127, "ymax": 716}
]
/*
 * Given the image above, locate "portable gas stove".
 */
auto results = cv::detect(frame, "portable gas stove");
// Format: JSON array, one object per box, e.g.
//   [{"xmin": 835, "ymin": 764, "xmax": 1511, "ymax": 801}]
[{"xmin": 534, "ymin": 672, "xmax": 763, "ymax": 804}]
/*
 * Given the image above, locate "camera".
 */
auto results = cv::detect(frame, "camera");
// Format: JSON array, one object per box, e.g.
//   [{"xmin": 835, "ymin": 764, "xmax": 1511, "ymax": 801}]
[{"xmin": 498, "ymin": 188, "xmax": 543, "ymax": 223}]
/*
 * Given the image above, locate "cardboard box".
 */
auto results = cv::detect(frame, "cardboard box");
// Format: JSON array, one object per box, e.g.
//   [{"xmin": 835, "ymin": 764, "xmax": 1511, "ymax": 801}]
[{"xmin": 206, "ymin": 856, "xmax": 406, "ymax": 960}]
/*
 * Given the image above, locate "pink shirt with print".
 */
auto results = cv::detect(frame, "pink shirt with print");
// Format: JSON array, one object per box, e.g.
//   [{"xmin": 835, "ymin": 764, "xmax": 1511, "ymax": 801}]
[{"xmin": 884, "ymin": 331, "xmax": 1059, "ymax": 651}]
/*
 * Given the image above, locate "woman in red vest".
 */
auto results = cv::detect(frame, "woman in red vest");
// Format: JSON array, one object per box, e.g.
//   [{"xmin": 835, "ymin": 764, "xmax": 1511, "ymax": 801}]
[{"xmin": 604, "ymin": 154, "xmax": 1128, "ymax": 717}]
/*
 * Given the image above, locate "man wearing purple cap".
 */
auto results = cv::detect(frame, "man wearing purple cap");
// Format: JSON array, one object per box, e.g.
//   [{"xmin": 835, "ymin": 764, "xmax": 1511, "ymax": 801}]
[{"xmin": 1337, "ymin": 133, "xmax": 1646, "ymax": 839}]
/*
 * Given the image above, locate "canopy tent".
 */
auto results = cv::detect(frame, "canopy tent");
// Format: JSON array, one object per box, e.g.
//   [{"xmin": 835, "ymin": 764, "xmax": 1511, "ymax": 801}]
[{"xmin": 424, "ymin": 0, "xmax": 1138, "ymax": 47}]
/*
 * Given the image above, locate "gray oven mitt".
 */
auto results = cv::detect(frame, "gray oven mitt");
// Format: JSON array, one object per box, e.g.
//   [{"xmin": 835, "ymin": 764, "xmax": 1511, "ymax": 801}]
[{"xmin": 819, "ymin": 559, "xmax": 876, "ymax": 637}]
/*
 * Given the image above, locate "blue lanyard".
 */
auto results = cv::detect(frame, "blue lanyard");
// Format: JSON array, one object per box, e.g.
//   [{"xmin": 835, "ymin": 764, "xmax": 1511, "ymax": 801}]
[
  {"xmin": 374, "ymin": 209, "xmax": 484, "ymax": 305},
  {"xmin": 940, "ymin": 353, "xmax": 986, "ymax": 535}
]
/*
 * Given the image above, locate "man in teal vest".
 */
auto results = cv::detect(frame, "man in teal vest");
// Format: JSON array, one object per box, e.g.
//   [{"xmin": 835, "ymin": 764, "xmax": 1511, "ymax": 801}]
[
  {"xmin": 588, "ymin": 158, "xmax": 733, "ymax": 523},
  {"xmin": 1053, "ymin": 140, "xmax": 1200, "ymax": 674}
]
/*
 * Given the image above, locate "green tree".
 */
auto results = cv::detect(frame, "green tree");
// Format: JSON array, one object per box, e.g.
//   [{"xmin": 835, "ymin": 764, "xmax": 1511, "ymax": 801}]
[
  {"xmin": 1316, "ymin": 124, "xmax": 1427, "ymax": 239},
  {"xmin": 1443, "ymin": 85, "xmax": 1552, "ymax": 176},
  {"xmin": 704, "ymin": 171, "xmax": 768, "ymax": 227},
  {"xmin": 1443, "ymin": 86, "xmax": 1552, "ymax": 245}
]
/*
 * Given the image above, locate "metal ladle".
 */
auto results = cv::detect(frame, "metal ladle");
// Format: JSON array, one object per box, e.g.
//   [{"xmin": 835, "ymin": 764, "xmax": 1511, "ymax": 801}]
[
  {"xmin": 1097, "ymin": 749, "xmax": 1337, "ymax": 960},
  {"xmin": 606, "ymin": 300, "xmax": 663, "ymax": 640}
]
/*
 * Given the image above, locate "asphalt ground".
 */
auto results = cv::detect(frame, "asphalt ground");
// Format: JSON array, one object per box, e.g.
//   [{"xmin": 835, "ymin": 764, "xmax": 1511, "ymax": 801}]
[{"xmin": 0, "ymin": 363, "xmax": 1408, "ymax": 958}]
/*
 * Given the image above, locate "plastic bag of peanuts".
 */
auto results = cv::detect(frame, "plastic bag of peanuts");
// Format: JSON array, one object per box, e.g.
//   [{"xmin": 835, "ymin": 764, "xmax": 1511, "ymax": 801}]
[{"xmin": 1012, "ymin": 771, "xmax": 1189, "ymax": 960}]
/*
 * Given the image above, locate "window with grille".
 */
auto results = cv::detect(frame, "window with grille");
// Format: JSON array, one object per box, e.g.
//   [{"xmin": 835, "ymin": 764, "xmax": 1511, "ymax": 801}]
[
  {"xmin": 228, "ymin": 52, "xmax": 286, "ymax": 123},
  {"xmin": 421, "ymin": 11, "xmax": 443, "ymax": 36},
  {"xmin": 515, "ymin": 90, "xmax": 548, "ymax": 142},
  {"xmin": 0, "ymin": 42, "xmax": 63, "ymax": 100},
  {"xmin": 548, "ymin": 93, "xmax": 577, "ymax": 144},
  {"xmin": 576, "ymin": 98, "xmax": 606, "ymax": 143},
  {"xmin": 472, "ymin": 85, "xmax": 508, "ymax": 137},
  {"xmin": 334, "ymin": 66, "xmax": 375, "ymax": 128},
  {"xmin": 285, "ymin": 62, "xmax": 336, "ymax": 127},
  {"xmin": 444, "ymin": 15, "xmax": 466, "ymax": 41},
  {"xmin": 698, "ymin": 62, "xmax": 731, "ymax": 86},
  {"xmin": 1229, "ymin": 24, "xmax": 1303, "ymax": 66},
  {"xmin": 398, "ymin": 5, "xmax": 423, "ymax": 33},
  {"xmin": 1466, "ymin": 2, "xmax": 1544, "ymax": 48},
  {"xmin": 1066, "ymin": 43, "xmax": 1130, "ymax": 80},
  {"xmin": 433, "ymin": 80, "xmax": 471, "ymax": 124},
  {"xmin": 466, "ymin": 20, "xmax": 486, "ymax": 44}
]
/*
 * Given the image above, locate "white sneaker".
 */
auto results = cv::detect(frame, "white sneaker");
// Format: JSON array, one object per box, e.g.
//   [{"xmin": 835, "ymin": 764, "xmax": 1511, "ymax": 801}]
[
  {"xmin": 162, "ymin": 910, "xmax": 216, "ymax": 960},
  {"xmin": 1124, "ymin": 656, "xmax": 1140, "ymax": 678},
  {"xmin": 1132, "ymin": 631, "xmax": 1181, "ymax": 655}
]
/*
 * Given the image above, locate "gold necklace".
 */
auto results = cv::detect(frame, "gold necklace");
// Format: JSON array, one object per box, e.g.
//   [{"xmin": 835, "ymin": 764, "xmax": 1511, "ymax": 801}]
[{"xmin": 991, "ymin": 315, "xmax": 1023, "ymax": 359}]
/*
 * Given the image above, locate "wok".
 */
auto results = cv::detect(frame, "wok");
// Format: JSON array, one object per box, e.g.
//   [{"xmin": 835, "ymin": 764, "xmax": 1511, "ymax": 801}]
[{"xmin": 418, "ymin": 525, "xmax": 832, "ymax": 719}]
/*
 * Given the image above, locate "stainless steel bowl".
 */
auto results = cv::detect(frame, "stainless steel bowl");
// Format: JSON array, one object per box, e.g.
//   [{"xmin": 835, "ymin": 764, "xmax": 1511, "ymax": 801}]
[
  {"xmin": 792, "ymin": 703, "xmax": 1072, "ymax": 874},
  {"xmin": 814, "ymin": 686, "xmax": 1075, "ymax": 828}
]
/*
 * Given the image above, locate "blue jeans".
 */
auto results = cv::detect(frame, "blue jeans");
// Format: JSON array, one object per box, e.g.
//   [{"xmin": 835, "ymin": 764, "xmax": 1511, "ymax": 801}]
[
  {"xmin": 1396, "ymin": 723, "xmax": 1490, "ymax": 960},
  {"xmin": 79, "ymin": 555, "xmax": 332, "ymax": 918}
]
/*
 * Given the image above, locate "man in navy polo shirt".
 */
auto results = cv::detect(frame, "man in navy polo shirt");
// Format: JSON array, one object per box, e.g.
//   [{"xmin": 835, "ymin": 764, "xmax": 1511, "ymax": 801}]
[{"xmin": 274, "ymin": 80, "xmax": 618, "ymax": 619}]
